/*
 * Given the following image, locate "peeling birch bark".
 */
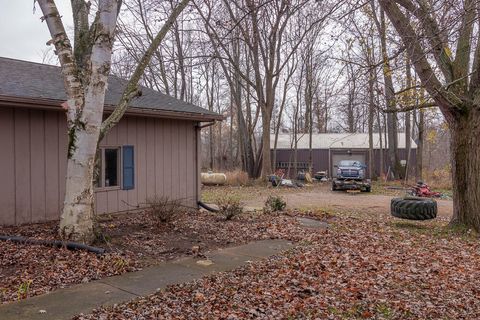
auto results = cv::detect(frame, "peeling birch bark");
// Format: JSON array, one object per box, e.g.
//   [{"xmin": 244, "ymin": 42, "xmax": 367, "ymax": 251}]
[{"xmin": 38, "ymin": 0, "xmax": 119, "ymax": 242}]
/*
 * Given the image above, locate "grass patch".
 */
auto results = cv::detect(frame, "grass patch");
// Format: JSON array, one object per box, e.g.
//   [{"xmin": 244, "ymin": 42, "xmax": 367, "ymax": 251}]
[{"xmin": 375, "ymin": 303, "xmax": 394, "ymax": 319}]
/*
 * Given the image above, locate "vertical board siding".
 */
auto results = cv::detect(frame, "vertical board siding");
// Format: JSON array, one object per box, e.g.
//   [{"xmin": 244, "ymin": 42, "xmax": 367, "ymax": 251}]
[
  {"xmin": 179, "ymin": 121, "xmax": 187, "ymax": 202},
  {"xmin": 145, "ymin": 119, "xmax": 156, "ymax": 200},
  {"xmin": 14, "ymin": 109, "xmax": 32, "ymax": 224},
  {"xmin": 163, "ymin": 119, "xmax": 173, "ymax": 199},
  {"xmin": 154, "ymin": 119, "xmax": 164, "ymax": 199},
  {"xmin": 30, "ymin": 110, "xmax": 46, "ymax": 222},
  {"xmin": 45, "ymin": 112, "xmax": 60, "ymax": 221},
  {"xmin": 186, "ymin": 122, "xmax": 195, "ymax": 206},
  {"xmin": 95, "ymin": 117, "xmax": 198, "ymax": 215},
  {"xmin": 58, "ymin": 117, "xmax": 68, "ymax": 214},
  {"xmin": 1, "ymin": 106, "xmax": 199, "ymax": 225},
  {"xmin": 273, "ymin": 148, "xmax": 417, "ymax": 179},
  {"xmin": 0, "ymin": 108, "xmax": 16, "ymax": 225},
  {"xmin": 136, "ymin": 117, "xmax": 147, "ymax": 206}
]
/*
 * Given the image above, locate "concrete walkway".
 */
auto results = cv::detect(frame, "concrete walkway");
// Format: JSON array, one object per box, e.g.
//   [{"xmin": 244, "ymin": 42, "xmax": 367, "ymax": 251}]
[{"xmin": 0, "ymin": 239, "xmax": 294, "ymax": 320}]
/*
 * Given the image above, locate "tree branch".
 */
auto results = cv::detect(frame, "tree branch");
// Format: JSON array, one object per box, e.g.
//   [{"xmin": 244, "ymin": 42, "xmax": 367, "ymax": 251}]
[
  {"xmin": 394, "ymin": 0, "xmax": 454, "ymax": 82},
  {"xmin": 379, "ymin": 0, "xmax": 461, "ymax": 119},
  {"xmin": 100, "ymin": 0, "xmax": 191, "ymax": 138},
  {"xmin": 382, "ymin": 102, "xmax": 437, "ymax": 113},
  {"xmin": 37, "ymin": 0, "xmax": 83, "ymax": 122}
]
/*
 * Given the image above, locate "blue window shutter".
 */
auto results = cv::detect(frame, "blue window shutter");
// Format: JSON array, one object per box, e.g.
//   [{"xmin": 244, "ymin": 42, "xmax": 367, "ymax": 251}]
[{"xmin": 123, "ymin": 146, "xmax": 134, "ymax": 190}]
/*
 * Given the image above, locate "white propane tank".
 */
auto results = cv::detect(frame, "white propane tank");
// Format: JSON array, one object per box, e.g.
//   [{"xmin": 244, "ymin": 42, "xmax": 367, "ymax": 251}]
[{"xmin": 201, "ymin": 172, "xmax": 227, "ymax": 185}]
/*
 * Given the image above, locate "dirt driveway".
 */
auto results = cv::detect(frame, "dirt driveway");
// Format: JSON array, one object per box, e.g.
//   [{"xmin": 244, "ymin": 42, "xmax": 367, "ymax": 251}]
[{"xmin": 242, "ymin": 185, "xmax": 453, "ymax": 218}]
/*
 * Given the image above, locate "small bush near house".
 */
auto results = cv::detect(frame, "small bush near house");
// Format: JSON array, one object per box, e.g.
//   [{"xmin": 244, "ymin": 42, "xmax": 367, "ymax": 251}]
[
  {"xmin": 264, "ymin": 195, "xmax": 287, "ymax": 213},
  {"xmin": 146, "ymin": 196, "xmax": 182, "ymax": 224},
  {"xmin": 225, "ymin": 170, "xmax": 250, "ymax": 186},
  {"xmin": 216, "ymin": 196, "xmax": 243, "ymax": 220}
]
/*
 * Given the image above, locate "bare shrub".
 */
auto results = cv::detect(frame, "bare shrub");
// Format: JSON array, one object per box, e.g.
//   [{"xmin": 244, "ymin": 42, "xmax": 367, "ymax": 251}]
[
  {"xmin": 225, "ymin": 170, "xmax": 250, "ymax": 186},
  {"xmin": 216, "ymin": 196, "xmax": 243, "ymax": 220},
  {"xmin": 264, "ymin": 195, "xmax": 287, "ymax": 213},
  {"xmin": 146, "ymin": 196, "xmax": 182, "ymax": 223}
]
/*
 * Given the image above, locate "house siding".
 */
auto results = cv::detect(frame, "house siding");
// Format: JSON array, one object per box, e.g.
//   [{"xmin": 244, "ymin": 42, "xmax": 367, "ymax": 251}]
[{"xmin": 0, "ymin": 106, "xmax": 198, "ymax": 225}]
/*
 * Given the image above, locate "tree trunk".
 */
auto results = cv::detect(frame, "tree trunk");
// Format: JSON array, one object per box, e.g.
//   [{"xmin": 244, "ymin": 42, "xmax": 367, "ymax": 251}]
[
  {"xmin": 261, "ymin": 110, "xmax": 272, "ymax": 177},
  {"xmin": 405, "ymin": 55, "xmax": 412, "ymax": 181},
  {"xmin": 405, "ymin": 110, "xmax": 411, "ymax": 181},
  {"xmin": 416, "ymin": 109, "xmax": 424, "ymax": 181},
  {"xmin": 377, "ymin": 109, "xmax": 384, "ymax": 178},
  {"xmin": 374, "ymin": 7, "xmax": 400, "ymax": 179},
  {"xmin": 60, "ymin": 127, "xmax": 99, "ymax": 243},
  {"xmin": 61, "ymin": 76, "xmax": 108, "ymax": 242},
  {"xmin": 450, "ymin": 111, "xmax": 480, "ymax": 230},
  {"xmin": 368, "ymin": 69, "xmax": 375, "ymax": 179}
]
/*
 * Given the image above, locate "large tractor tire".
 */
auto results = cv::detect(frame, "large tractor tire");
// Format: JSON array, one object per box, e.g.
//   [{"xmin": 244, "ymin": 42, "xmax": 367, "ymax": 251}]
[{"xmin": 391, "ymin": 197, "xmax": 437, "ymax": 220}]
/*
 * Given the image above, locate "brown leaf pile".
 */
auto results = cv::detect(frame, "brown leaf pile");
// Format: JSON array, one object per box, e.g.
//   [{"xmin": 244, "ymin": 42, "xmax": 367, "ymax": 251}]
[
  {"xmin": 0, "ymin": 243, "xmax": 135, "ymax": 304},
  {"xmin": 76, "ymin": 213, "xmax": 480, "ymax": 320},
  {"xmin": 0, "ymin": 210, "xmax": 313, "ymax": 304}
]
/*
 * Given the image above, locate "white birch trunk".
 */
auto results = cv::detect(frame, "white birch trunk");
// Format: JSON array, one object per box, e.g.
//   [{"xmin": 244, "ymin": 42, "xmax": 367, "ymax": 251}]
[
  {"xmin": 39, "ymin": 0, "xmax": 119, "ymax": 242},
  {"xmin": 60, "ymin": 1, "xmax": 118, "ymax": 242},
  {"xmin": 38, "ymin": 0, "xmax": 189, "ymax": 242}
]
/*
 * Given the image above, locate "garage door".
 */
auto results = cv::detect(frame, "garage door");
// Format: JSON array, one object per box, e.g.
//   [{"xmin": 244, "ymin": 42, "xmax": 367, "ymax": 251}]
[{"xmin": 331, "ymin": 152, "xmax": 366, "ymax": 177}]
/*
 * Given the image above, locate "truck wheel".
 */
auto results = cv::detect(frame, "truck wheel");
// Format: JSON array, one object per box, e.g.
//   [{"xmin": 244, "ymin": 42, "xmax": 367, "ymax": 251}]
[
  {"xmin": 391, "ymin": 197, "xmax": 437, "ymax": 220},
  {"xmin": 331, "ymin": 182, "xmax": 337, "ymax": 191},
  {"xmin": 365, "ymin": 186, "xmax": 371, "ymax": 192}
]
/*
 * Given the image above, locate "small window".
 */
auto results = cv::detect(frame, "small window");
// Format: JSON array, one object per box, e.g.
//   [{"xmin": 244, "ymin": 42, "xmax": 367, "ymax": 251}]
[
  {"xmin": 104, "ymin": 149, "xmax": 119, "ymax": 187},
  {"xmin": 94, "ymin": 147, "xmax": 120, "ymax": 189}
]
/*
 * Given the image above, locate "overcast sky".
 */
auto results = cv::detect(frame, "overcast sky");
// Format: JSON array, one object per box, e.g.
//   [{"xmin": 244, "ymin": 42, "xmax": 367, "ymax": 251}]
[{"xmin": 0, "ymin": 0, "xmax": 73, "ymax": 64}]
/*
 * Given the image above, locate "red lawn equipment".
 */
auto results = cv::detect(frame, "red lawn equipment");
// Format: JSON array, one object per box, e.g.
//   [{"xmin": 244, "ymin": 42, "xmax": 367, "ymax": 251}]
[{"xmin": 408, "ymin": 181, "xmax": 442, "ymax": 198}]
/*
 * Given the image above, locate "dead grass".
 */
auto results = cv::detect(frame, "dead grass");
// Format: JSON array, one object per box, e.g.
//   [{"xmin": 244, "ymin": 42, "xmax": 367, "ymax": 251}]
[
  {"xmin": 201, "ymin": 183, "xmax": 321, "ymax": 204},
  {"xmin": 424, "ymin": 166, "xmax": 452, "ymax": 190},
  {"xmin": 225, "ymin": 170, "xmax": 250, "ymax": 186}
]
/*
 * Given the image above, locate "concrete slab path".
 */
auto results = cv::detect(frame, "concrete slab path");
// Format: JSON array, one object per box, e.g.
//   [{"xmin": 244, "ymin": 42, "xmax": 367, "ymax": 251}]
[{"xmin": 0, "ymin": 239, "xmax": 294, "ymax": 320}]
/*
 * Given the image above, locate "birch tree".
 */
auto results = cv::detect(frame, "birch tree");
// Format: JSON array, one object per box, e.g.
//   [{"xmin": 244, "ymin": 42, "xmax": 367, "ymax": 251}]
[{"xmin": 36, "ymin": 0, "xmax": 190, "ymax": 243}]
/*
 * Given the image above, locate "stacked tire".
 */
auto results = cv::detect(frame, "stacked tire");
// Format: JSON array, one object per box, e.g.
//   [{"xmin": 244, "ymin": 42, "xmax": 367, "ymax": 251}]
[{"xmin": 390, "ymin": 197, "xmax": 437, "ymax": 220}]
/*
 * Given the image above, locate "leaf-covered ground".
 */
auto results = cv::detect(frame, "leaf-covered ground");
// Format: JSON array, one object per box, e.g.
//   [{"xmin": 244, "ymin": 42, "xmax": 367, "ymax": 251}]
[
  {"xmin": 0, "ymin": 209, "xmax": 311, "ymax": 304},
  {"xmin": 75, "ymin": 210, "xmax": 480, "ymax": 320}
]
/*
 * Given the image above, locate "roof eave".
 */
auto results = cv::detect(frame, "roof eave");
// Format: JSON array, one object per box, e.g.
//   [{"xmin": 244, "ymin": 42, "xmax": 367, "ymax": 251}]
[{"xmin": 0, "ymin": 95, "xmax": 223, "ymax": 122}]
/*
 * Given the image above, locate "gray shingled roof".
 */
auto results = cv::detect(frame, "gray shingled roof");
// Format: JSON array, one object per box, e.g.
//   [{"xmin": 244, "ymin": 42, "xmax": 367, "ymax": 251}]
[{"xmin": 0, "ymin": 57, "xmax": 220, "ymax": 120}]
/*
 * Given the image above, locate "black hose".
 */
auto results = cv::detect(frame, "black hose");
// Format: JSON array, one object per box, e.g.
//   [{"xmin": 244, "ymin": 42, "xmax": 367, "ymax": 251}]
[
  {"xmin": 198, "ymin": 201, "xmax": 219, "ymax": 212},
  {"xmin": 0, "ymin": 235, "xmax": 106, "ymax": 254}
]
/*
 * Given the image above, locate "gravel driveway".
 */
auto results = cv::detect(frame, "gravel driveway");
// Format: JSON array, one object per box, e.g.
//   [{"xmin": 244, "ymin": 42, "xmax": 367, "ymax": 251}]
[{"xmin": 242, "ymin": 185, "xmax": 453, "ymax": 218}]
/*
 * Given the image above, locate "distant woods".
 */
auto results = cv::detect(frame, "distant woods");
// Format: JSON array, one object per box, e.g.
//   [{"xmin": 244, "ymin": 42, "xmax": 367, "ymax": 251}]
[{"xmin": 113, "ymin": 0, "xmax": 453, "ymax": 180}]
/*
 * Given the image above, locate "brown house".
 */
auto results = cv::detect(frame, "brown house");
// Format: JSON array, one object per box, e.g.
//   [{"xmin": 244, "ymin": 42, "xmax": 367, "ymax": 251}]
[{"xmin": 0, "ymin": 57, "xmax": 222, "ymax": 226}]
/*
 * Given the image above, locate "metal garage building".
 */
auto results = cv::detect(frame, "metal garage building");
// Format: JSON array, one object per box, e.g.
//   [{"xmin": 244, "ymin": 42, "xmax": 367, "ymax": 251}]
[{"xmin": 271, "ymin": 133, "xmax": 417, "ymax": 178}]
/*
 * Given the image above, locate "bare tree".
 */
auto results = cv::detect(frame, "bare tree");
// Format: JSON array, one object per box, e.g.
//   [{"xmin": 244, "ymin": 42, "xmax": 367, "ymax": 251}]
[
  {"xmin": 370, "ymin": 2, "xmax": 401, "ymax": 179},
  {"xmin": 379, "ymin": 0, "xmax": 480, "ymax": 230},
  {"xmin": 197, "ymin": 0, "xmax": 342, "ymax": 178}
]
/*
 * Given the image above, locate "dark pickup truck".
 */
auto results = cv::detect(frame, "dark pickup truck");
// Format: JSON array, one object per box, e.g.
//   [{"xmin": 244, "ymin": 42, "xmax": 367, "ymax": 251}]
[{"xmin": 332, "ymin": 160, "xmax": 371, "ymax": 192}]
